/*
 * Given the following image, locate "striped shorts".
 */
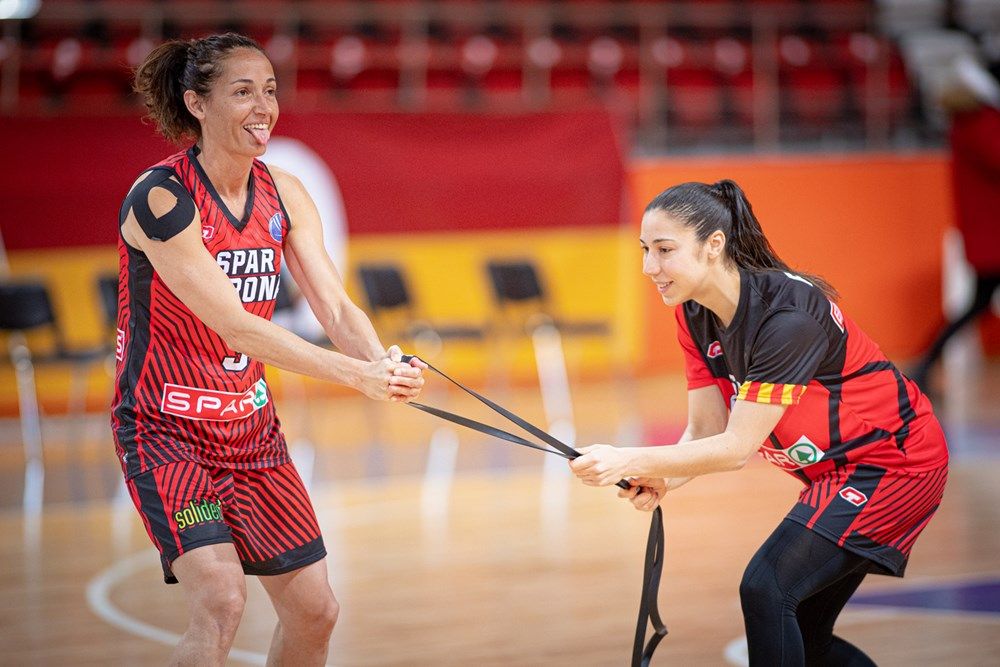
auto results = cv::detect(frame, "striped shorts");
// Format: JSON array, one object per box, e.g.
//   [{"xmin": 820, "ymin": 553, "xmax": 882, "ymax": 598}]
[
  {"xmin": 126, "ymin": 460, "xmax": 326, "ymax": 584},
  {"xmin": 787, "ymin": 462, "xmax": 948, "ymax": 577}
]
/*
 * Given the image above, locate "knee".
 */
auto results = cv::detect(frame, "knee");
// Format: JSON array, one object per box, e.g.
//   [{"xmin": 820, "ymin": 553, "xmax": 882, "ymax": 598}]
[
  {"xmin": 190, "ymin": 579, "xmax": 247, "ymax": 638},
  {"xmin": 739, "ymin": 565, "xmax": 767, "ymax": 604},
  {"xmin": 289, "ymin": 590, "xmax": 339, "ymax": 642},
  {"xmin": 313, "ymin": 592, "xmax": 340, "ymax": 637},
  {"xmin": 739, "ymin": 566, "xmax": 786, "ymax": 617}
]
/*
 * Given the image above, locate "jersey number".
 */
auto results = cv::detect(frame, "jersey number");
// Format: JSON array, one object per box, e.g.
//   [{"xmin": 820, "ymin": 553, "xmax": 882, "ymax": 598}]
[{"xmin": 223, "ymin": 352, "xmax": 249, "ymax": 372}]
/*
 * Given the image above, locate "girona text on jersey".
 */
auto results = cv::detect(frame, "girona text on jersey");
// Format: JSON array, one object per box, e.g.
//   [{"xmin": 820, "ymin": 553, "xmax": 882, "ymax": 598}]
[
  {"xmin": 111, "ymin": 146, "xmax": 292, "ymax": 479},
  {"xmin": 216, "ymin": 248, "xmax": 281, "ymax": 303}
]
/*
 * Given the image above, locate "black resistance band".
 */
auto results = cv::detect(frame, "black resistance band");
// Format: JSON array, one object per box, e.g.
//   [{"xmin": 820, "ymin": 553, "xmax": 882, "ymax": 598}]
[{"xmin": 400, "ymin": 355, "xmax": 668, "ymax": 666}]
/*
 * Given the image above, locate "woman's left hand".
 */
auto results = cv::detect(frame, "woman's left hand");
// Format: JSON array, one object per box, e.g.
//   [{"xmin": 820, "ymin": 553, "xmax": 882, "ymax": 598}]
[{"xmin": 569, "ymin": 444, "xmax": 637, "ymax": 487}]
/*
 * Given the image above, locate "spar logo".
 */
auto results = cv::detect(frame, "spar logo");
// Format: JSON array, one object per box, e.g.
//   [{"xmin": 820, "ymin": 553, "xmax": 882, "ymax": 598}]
[
  {"xmin": 174, "ymin": 498, "xmax": 223, "ymax": 531},
  {"xmin": 161, "ymin": 379, "xmax": 269, "ymax": 421},
  {"xmin": 707, "ymin": 340, "xmax": 724, "ymax": 358},
  {"xmin": 787, "ymin": 439, "xmax": 823, "ymax": 466},
  {"xmin": 839, "ymin": 486, "xmax": 868, "ymax": 507},
  {"xmin": 215, "ymin": 248, "xmax": 281, "ymax": 304},
  {"xmin": 759, "ymin": 435, "xmax": 825, "ymax": 471}
]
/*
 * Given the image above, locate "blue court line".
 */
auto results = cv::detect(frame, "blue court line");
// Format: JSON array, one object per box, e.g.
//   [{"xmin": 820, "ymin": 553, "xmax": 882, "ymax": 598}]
[
  {"xmin": 941, "ymin": 422, "xmax": 1000, "ymax": 460},
  {"xmin": 849, "ymin": 579, "xmax": 1000, "ymax": 615}
]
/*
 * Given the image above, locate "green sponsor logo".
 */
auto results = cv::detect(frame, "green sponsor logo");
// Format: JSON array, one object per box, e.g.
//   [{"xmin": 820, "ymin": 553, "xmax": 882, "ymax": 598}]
[
  {"xmin": 787, "ymin": 438, "xmax": 823, "ymax": 466},
  {"xmin": 252, "ymin": 379, "xmax": 267, "ymax": 408},
  {"xmin": 174, "ymin": 498, "xmax": 224, "ymax": 530}
]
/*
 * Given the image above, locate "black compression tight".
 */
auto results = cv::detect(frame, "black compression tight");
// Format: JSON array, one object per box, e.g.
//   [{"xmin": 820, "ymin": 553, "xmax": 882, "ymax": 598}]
[{"xmin": 740, "ymin": 519, "xmax": 878, "ymax": 666}]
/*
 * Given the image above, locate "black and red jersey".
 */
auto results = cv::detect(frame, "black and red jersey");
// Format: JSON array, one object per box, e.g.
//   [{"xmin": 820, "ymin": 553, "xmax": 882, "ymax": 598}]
[
  {"xmin": 678, "ymin": 269, "xmax": 949, "ymax": 575},
  {"xmin": 678, "ymin": 269, "xmax": 948, "ymax": 482},
  {"xmin": 112, "ymin": 146, "xmax": 292, "ymax": 479}
]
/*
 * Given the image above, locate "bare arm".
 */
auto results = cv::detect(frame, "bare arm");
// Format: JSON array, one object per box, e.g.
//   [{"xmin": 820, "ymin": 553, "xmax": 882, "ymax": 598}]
[
  {"xmin": 615, "ymin": 385, "xmax": 730, "ymax": 510},
  {"xmin": 571, "ymin": 398, "xmax": 786, "ymax": 487},
  {"xmin": 663, "ymin": 384, "xmax": 731, "ymax": 490},
  {"xmin": 270, "ymin": 165, "xmax": 390, "ymax": 362},
  {"xmin": 122, "ymin": 179, "xmax": 420, "ymax": 401}
]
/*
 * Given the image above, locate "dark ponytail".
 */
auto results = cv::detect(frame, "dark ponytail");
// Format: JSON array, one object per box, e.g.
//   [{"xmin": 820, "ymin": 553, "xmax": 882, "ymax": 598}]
[
  {"xmin": 645, "ymin": 179, "xmax": 837, "ymax": 299},
  {"xmin": 133, "ymin": 33, "xmax": 265, "ymax": 144}
]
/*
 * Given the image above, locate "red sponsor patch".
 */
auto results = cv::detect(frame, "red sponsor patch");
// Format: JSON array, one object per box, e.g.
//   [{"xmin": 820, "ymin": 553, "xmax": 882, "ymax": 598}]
[
  {"xmin": 707, "ymin": 340, "xmax": 723, "ymax": 358},
  {"xmin": 160, "ymin": 380, "xmax": 268, "ymax": 421},
  {"xmin": 839, "ymin": 486, "xmax": 868, "ymax": 506},
  {"xmin": 202, "ymin": 225, "xmax": 215, "ymax": 241},
  {"xmin": 758, "ymin": 446, "xmax": 800, "ymax": 471},
  {"xmin": 829, "ymin": 300, "xmax": 845, "ymax": 333},
  {"xmin": 115, "ymin": 328, "xmax": 125, "ymax": 362}
]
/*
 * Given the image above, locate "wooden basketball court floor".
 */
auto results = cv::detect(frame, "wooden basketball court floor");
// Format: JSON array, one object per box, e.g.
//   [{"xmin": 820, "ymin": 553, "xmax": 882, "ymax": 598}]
[{"xmin": 1, "ymin": 359, "xmax": 998, "ymax": 666}]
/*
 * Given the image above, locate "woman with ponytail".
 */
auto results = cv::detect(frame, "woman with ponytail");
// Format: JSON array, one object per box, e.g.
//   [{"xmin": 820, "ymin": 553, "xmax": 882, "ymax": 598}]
[
  {"xmin": 114, "ymin": 33, "xmax": 425, "ymax": 665},
  {"xmin": 570, "ymin": 180, "xmax": 949, "ymax": 665}
]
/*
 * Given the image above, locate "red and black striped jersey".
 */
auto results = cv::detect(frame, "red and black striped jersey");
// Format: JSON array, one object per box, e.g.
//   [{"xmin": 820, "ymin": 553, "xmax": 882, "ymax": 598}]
[
  {"xmin": 677, "ymin": 269, "xmax": 948, "ymax": 485},
  {"xmin": 112, "ymin": 146, "xmax": 292, "ymax": 479}
]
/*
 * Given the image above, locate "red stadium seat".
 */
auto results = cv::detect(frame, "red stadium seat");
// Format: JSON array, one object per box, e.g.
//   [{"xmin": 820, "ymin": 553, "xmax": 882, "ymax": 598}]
[
  {"xmin": 3, "ymin": 0, "xmax": 908, "ymax": 142},
  {"xmin": 784, "ymin": 66, "xmax": 848, "ymax": 126},
  {"xmin": 778, "ymin": 33, "xmax": 849, "ymax": 128},
  {"xmin": 727, "ymin": 69, "xmax": 756, "ymax": 128},
  {"xmin": 848, "ymin": 50, "xmax": 913, "ymax": 123},
  {"xmin": 666, "ymin": 67, "xmax": 724, "ymax": 129}
]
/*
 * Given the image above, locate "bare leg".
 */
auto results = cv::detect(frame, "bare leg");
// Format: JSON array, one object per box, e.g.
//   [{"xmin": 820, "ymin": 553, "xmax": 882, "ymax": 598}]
[
  {"xmin": 168, "ymin": 543, "xmax": 247, "ymax": 667},
  {"xmin": 258, "ymin": 558, "xmax": 339, "ymax": 666}
]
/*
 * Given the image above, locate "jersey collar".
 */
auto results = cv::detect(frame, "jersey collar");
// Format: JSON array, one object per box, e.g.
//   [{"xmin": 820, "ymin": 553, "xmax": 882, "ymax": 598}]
[{"xmin": 187, "ymin": 145, "xmax": 257, "ymax": 233}]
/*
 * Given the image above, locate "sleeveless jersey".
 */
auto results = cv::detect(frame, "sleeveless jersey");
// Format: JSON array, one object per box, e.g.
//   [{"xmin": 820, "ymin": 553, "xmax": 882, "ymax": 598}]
[
  {"xmin": 677, "ymin": 269, "xmax": 949, "ymax": 482},
  {"xmin": 112, "ymin": 146, "xmax": 292, "ymax": 479}
]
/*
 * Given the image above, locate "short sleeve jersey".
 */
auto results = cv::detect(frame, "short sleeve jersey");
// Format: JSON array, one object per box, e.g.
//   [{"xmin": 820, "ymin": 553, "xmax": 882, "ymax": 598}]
[
  {"xmin": 111, "ymin": 147, "xmax": 292, "ymax": 479},
  {"xmin": 677, "ymin": 269, "xmax": 948, "ymax": 484}
]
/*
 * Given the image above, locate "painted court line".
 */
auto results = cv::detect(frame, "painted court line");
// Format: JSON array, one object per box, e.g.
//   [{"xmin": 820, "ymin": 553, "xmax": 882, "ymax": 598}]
[{"xmin": 86, "ymin": 549, "xmax": 268, "ymax": 666}]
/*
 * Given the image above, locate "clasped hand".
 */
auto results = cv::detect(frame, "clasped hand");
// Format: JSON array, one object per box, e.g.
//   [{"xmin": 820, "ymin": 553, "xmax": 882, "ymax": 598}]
[
  {"xmin": 363, "ymin": 344, "xmax": 427, "ymax": 402},
  {"xmin": 569, "ymin": 445, "xmax": 666, "ymax": 512},
  {"xmin": 568, "ymin": 444, "xmax": 636, "ymax": 487}
]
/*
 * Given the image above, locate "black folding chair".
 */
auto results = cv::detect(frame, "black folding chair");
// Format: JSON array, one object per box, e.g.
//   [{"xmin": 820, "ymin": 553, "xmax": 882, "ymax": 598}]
[
  {"xmin": 485, "ymin": 259, "xmax": 610, "ymax": 336},
  {"xmin": 358, "ymin": 264, "xmax": 485, "ymax": 347},
  {"xmin": 96, "ymin": 273, "xmax": 119, "ymax": 332},
  {"xmin": 0, "ymin": 280, "xmax": 107, "ymax": 512}
]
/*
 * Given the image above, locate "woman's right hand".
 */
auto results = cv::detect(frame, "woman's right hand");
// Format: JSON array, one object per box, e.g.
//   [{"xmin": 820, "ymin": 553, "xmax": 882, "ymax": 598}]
[{"xmin": 617, "ymin": 477, "xmax": 667, "ymax": 512}]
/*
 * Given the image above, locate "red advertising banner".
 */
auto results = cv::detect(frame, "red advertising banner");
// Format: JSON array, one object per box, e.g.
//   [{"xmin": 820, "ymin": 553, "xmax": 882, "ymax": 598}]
[{"xmin": 0, "ymin": 110, "xmax": 626, "ymax": 250}]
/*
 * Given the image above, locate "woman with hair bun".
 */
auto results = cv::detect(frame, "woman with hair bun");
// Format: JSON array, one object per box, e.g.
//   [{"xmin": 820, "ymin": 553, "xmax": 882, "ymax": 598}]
[
  {"xmin": 570, "ymin": 180, "xmax": 949, "ymax": 666},
  {"xmin": 113, "ymin": 33, "xmax": 425, "ymax": 665}
]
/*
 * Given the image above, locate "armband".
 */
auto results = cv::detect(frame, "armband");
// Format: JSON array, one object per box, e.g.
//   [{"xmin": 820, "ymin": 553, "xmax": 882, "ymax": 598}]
[{"xmin": 121, "ymin": 169, "xmax": 196, "ymax": 242}]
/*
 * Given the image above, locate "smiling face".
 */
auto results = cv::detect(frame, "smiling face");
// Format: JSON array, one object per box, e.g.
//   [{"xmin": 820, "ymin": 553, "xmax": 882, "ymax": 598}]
[
  {"xmin": 640, "ymin": 208, "xmax": 724, "ymax": 306},
  {"xmin": 185, "ymin": 47, "xmax": 278, "ymax": 158}
]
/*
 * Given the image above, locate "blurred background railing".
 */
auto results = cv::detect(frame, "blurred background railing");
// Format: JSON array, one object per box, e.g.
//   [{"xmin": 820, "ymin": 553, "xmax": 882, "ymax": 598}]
[{"xmin": 5, "ymin": 0, "xmax": 998, "ymax": 151}]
